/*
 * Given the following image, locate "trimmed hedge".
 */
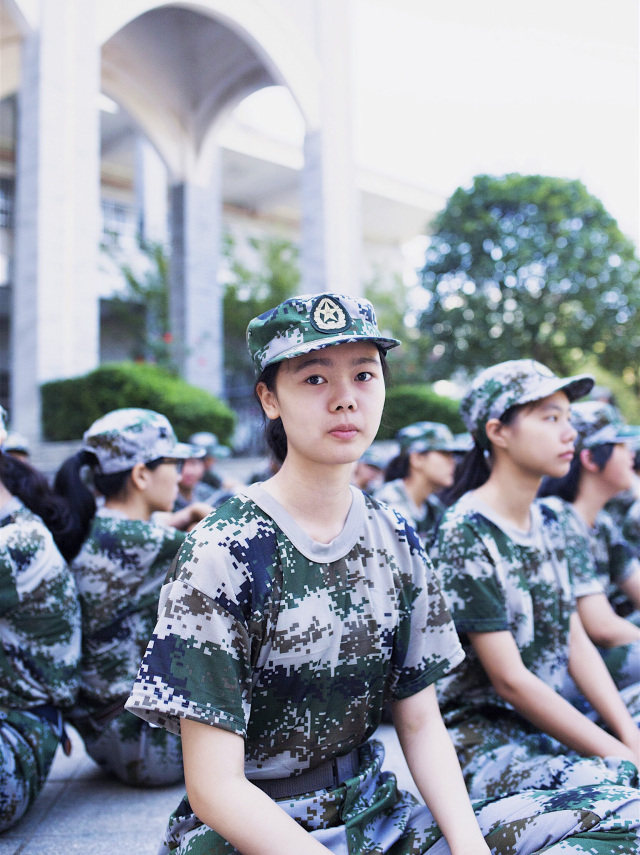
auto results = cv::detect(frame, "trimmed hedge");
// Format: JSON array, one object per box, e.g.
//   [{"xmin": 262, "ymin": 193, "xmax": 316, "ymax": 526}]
[
  {"xmin": 377, "ymin": 384, "xmax": 465, "ymax": 441},
  {"xmin": 41, "ymin": 362, "xmax": 236, "ymax": 444}
]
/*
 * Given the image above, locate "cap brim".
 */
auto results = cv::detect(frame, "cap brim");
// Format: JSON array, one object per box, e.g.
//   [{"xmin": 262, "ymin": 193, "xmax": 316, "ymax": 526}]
[
  {"xmin": 519, "ymin": 373, "xmax": 595, "ymax": 408},
  {"xmin": 267, "ymin": 334, "xmax": 401, "ymax": 367},
  {"xmin": 166, "ymin": 442, "xmax": 207, "ymax": 460}
]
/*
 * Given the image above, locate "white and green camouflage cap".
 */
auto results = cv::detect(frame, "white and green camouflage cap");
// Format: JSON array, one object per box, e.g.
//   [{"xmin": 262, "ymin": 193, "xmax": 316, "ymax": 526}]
[
  {"xmin": 571, "ymin": 401, "xmax": 640, "ymax": 450},
  {"xmin": 460, "ymin": 359, "xmax": 594, "ymax": 449},
  {"xmin": 246, "ymin": 293, "xmax": 400, "ymax": 372},
  {"xmin": 397, "ymin": 421, "xmax": 471, "ymax": 454},
  {"xmin": 82, "ymin": 408, "xmax": 204, "ymax": 474}
]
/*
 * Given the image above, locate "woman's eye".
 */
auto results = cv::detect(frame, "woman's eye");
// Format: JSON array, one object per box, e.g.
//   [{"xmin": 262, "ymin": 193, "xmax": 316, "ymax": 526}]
[
  {"xmin": 356, "ymin": 371, "xmax": 373, "ymax": 382},
  {"xmin": 305, "ymin": 375, "xmax": 325, "ymax": 385}
]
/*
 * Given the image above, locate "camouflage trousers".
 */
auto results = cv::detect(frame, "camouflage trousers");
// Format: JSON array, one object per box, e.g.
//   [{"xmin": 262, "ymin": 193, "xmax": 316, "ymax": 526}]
[
  {"xmin": 157, "ymin": 738, "xmax": 640, "ymax": 854},
  {"xmin": 0, "ymin": 709, "xmax": 59, "ymax": 832},
  {"xmin": 447, "ymin": 705, "xmax": 640, "ymax": 802},
  {"xmin": 77, "ymin": 709, "xmax": 183, "ymax": 787}
]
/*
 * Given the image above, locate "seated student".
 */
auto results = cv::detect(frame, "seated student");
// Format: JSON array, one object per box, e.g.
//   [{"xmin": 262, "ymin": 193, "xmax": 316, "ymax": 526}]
[
  {"xmin": 54, "ymin": 409, "xmax": 211, "ymax": 787},
  {"xmin": 538, "ymin": 401, "xmax": 640, "ymax": 698},
  {"xmin": 0, "ymin": 407, "xmax": 81, "ymax": 830},
  {"xmin": 375, "ymin": 421, "xmax": 468, "ymax": 544},
  {"xmin": 128, "ymin": 300, "xmax": 639, "ymax": 855},
  {"xmin": 432, "ymin": 360, "xmax": 640, "ymax": 845}
]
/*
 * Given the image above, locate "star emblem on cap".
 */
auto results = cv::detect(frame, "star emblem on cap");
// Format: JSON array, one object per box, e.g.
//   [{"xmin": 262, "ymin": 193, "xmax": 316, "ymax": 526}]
[{"xmin": 310, "ymin": 296, "xmax": 350, "ymax": 333}]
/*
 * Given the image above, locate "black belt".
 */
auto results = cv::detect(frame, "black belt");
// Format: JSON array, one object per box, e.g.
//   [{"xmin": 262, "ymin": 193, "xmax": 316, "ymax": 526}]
[{"xmin": 252, "ymin": 748, "xmax": 359, "ymax": 799}]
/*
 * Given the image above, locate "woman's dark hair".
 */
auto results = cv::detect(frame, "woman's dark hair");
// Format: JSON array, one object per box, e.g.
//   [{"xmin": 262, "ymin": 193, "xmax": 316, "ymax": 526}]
[
  {"xmin": 538, "ymin": 442, "xmax": 615, "ymax": 503},
  {"xmin": 442, "ymin": 404, "xmax": 524, "ymax": 505},
  {"xmin": 0, "ymin": 452, "xmax": 84, "ymax": 563},
  {"xmin": 254, "ymin": 346, "xmax": 391, "ymax": 466},
  {"xmin": 384, "ymin": 450, "xmax": 410, "ymax": 482},
  {"xmin": 53, "ymin": 452, "xmax": 166, "ymax": 558}
]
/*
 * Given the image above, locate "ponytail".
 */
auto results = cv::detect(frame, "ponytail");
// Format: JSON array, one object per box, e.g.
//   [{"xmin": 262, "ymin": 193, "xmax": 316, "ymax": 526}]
[
  {"xmin": 384, "ymin": 451, "xmax": 410, "ymax": 482},
  {"xmin": 0, "ymin": 452, "xmax": 84, "ymax": 563},
  {"xmin": 442, "ymin": 444, "xmax": 491, "ymax": 505}
]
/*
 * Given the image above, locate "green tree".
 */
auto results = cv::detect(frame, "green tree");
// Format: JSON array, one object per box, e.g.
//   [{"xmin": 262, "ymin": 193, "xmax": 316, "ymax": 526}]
[
  {"xmin": 418, "ymin": 174, "xmax": 640, "ymax": 395},
  {"xmin": 102, "ymin": 238, "xmax": 175, "ymax": 371},
  {"xmin": 222, "ymin": 233, "xmax": 301, "ymax": 397}
]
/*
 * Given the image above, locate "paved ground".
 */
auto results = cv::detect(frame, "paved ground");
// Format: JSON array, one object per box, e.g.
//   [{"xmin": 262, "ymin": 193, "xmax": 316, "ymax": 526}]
[{"xmin": 0, "ymin": 724, "xmax": 420, "ymax": 854}]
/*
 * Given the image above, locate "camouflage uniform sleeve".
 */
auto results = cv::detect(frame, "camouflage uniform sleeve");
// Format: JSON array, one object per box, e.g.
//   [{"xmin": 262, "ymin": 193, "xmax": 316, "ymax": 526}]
[
  {"xmin": 126, "ymin": 506, "xmax": 272, "ymax": 736},
  {"xmin": 596, "ymin": 510, "xmax": 640, "ymax": 586},
  {"xmin": 379, "ymin": 506, "xmax": 465, "ymax": 700},
  {"xmin": 623, "ymin": 499, "xmax": 640, "ymax": 556},
  {"xmin": 540, "ymin": 497, "xmax": 602, "ymax": 598},
  {"xmin": 433, "ymin": 509, "xmax": 510, "ymax": 634},
  {"xmin": 0, "ymin": 509, "xmax": 81, "ymax": 711}
]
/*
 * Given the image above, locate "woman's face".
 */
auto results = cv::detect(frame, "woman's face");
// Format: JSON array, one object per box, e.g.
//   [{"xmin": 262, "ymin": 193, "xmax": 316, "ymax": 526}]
[
  {"xmin": 598, "ymin": 442, "xmax": 636, "ymax": 494},
  {"xmin": 496, "ymin": 390, "xmax": 578, "ymax": 480},
  {"xmin": 144, "ymin": 460, "xmax": 181, "ymax": 513},
  {"xmin": 258, "ymin": 341, "xmax": 386, "ymax": 469},
  {"xmin": 413, "ymin": 450, "xmax": 457, "ymax": 491}
]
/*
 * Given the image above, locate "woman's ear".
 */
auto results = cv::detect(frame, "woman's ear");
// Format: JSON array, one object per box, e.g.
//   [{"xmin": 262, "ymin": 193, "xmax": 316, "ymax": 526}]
[
  {"xmin": 484, "ymin": 418, "xmax": 508, "ymax": 449},
  {"xmin": 256, "ymin": 382, "xmax": 280, "ymax": 421},
  {"xmin": 579, "ymin": 448, "xmax": 599, "ymax": 473},
  {"xmin": 129, "ymin": 462, "xmax": 150, "ymax": 492}
]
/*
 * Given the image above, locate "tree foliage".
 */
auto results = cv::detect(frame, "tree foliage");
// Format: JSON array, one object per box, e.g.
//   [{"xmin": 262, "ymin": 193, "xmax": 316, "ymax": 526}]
[
  {"xmin": 418, "ymin": 174, "xmax": 640, "ymax": 394},
  {"xmin": 103, "ymin": 239, "xmax": 175, "ymax": 371},
  {"xmin": 222, "ymin": 233, "xmax": 301, "ymax": 397}
]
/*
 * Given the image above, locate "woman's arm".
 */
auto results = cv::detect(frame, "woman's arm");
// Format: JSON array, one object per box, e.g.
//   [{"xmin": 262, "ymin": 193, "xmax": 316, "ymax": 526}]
[
  {"xmin": 469, "ymin": 625, "xmax": 639, "ymax": 767},
  {"xmin": 567, "ymin": 611, "xmax": 639, "ymax": 758},
  {"xmin": 156, "ymin": 502, "xmax": 213, "ymax": 532},
  {"xmin": 181, "ymin": 719, "xmax": 332, "ymax": 855},
  {"xmin": 392, "ymin": 685, "xmax": 490, "ymax": 855},
  {"xmin": 577, "ymin": 592, "xmax": 640, "ymax": 647}
]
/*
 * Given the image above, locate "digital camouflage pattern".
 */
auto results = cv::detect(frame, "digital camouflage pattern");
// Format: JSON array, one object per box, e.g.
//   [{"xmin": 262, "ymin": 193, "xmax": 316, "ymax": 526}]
[
  {"xmin": 0, "ymin": 498, "xmax": 81, "ymax": 829},
  {"xmin": 432, "ymin": 492, "xmax": 640, "ymax": 816},
  {"xmin": 535, "ymin": 498, "xmax": 640, "ymax": 708},
  {"xmin": 70, "ymin": 507, "xmax": 186, "ymax": 785},
  {"xmin": 128, "ymin": 485, "xmax": 640, "ymax": 854},
  {"xmin": 459, "ymin": 360, "xmax": 594, "ymax": 449},
  {"xmin": 374, "ymin": 480, "xmax": 446, "ymax": 545},
  {"xmin": 624, "ymin": 498, "xmax": 640, "ymax": 557},
  {"xmin": 246, "ymin": 293, "xmax": 400, "ymax": 372},
  {"xmin": 571, "ymin": 400, "xmax": 640, "ymax": 450},
  {"xmin": 82, "ymin": 408, "xmax": 202, "ymax": 475},
  {"xmin": 127, "ymin": 484, "xmax": 470, "ymax": 851},
  {"xmin": 396, "ymin": 421, "xmax": 470, "ymax": 454}
]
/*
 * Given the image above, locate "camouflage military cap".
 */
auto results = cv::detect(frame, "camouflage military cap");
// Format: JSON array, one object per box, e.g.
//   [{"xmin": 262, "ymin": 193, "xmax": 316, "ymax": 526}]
[
  {"xmin": 397, "ymin": 421, "xmax": 471, "ymax": 454},
  {"xmin": 460, "ymin": 359, "xmax": 594, "ymax": 449},
  {"xmin": 3, "ymin": 431, "xmax": 30, "ymax": 455},
  {"xmin": 82, "ymin": 408, "xmax": 204, "ymax": 474},
  {"xmin": 246, "ymin": 293, "xmax": 400, "ymax": 372},
  {"xmin": 571, "ymin": 401, "xmax": 640, "ymax": 450},
  {"xmin": 188, "ymin": 431, "xmax": 231, "ymax": 459}
]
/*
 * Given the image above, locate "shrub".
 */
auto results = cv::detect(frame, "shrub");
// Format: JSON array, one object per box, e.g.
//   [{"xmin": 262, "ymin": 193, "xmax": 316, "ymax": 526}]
[
  {"xmin": 377, "ymin": 385, "xmax": 465, "ymax": 441},
  {"xmin": 41, "ymin": 362, "xmax": 236, "ymax": 444}
]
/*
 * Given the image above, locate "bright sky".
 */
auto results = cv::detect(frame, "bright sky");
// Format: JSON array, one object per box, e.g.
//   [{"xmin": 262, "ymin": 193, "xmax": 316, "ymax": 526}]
[{"xmin": 237, "ymin": 0, "xmax": 639, "ymax": 248}]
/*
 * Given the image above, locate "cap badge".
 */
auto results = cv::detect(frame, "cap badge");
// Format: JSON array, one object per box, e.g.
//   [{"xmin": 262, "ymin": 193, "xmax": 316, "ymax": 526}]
[{"xmin": 310, "ymin": 296, "xmax": 351, "ymax": 334}]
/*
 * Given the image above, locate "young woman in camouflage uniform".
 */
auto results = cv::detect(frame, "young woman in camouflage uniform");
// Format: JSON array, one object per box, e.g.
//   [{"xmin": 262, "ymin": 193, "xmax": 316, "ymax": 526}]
[
  {"xmin": 128, "ymin": 299, "xmax": 639, "ymax": 855},
  {"xmin": 0, "ymin": 407, "xmax": 81, "ymax": 829},
  {"xmin": 538, "ymin": 401, "xmax": 640, "ymax": 699},
  {"xmin": 375, "ymin": 422, "xmax": 469, "ymax": 545},
  {"xmin": 432, "ymin": 360, "xmax": 640, "ymax": 850},
  {"xmin": 55, "ymin": 409, "xmax": 210, "ymax": 786}
]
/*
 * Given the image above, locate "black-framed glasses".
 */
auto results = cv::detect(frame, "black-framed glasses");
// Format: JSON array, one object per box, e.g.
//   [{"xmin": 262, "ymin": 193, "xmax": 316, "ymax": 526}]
[{"xmin": 157, "ymin": 457, "xmax": 184, "ymax": 474}]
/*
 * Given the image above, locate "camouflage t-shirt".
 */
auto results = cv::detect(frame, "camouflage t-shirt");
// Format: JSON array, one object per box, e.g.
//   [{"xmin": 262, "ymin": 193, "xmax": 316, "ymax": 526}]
[
  {"xmin": 537, "ymin": 497, "xmax": 603, "ymax": 599},
  {"xmin": 374, "ymin": 480, "xmax": 446, "ymax": 543},
  {"xmin": 0, "ymin": 497, "xmax": 81, "ymax": 711},
  {"xmin": 623, "ymin": 498, "xmax": 640, "ymax": 557},
  {"xmin": 126, "ymin": 484, "xmax": 464, "ymax": 780},
  {"xmin": 433, "ymin": 493, "xmax": 576, "ymax": 722},
  {"xmin": 71, "ymin": 507, "xmax": 186, "ymax": 714}
]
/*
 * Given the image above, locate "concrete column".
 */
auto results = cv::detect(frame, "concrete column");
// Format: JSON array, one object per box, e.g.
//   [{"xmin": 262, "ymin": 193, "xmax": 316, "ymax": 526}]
[
  {"xmin": 11, "ymin": 0, "xmax": 100, "ymax": 439},
  {"xmin": 135, "ymin": 135, "xmax": 168, "ymax": 246},
  {"xmin": 301, "ymin": 0, "xmax": 361, "ymax": 296},
  {"xmin": 168, "ymin": 151, "xmax": 223, "ymax": 398}
]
